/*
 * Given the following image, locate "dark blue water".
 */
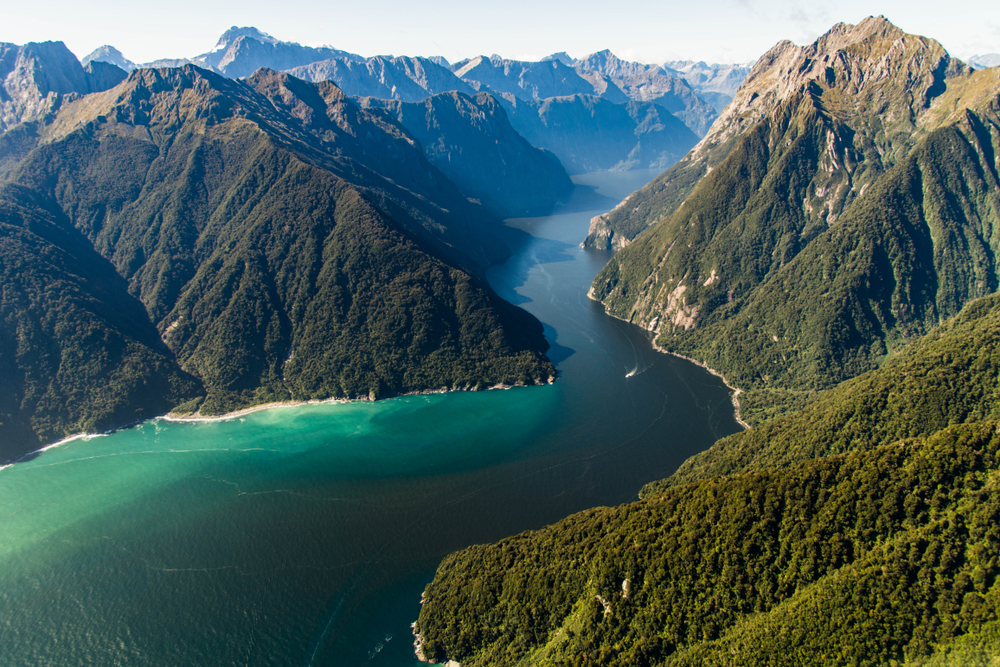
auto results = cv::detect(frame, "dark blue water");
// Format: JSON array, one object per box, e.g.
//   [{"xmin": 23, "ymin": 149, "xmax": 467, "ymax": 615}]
[{"xmin": 0, "ymin": 170, "xmax": 741, "ymax": 666}]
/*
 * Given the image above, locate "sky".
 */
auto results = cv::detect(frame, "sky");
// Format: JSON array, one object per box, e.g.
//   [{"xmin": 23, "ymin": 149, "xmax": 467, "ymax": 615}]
[{"xmin": 1, "ymin": 0, "xmax": 998, "ymax": 66}]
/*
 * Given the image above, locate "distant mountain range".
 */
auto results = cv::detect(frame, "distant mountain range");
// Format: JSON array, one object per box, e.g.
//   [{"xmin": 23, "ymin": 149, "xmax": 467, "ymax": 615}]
[
  {"xmin": 80, "ymin": 28, "xmax": 738, "ymax": 174},
  {"xmin": 288, "ymin": 55, "xmax": 475, "ymax": 101},
  {"xmin": 970, "ymin": 53, "xmax": 1000, "ymax": 69},
  {"xmin": 663, "ymin": 59, "xmax": 753, "ymax": 112}
]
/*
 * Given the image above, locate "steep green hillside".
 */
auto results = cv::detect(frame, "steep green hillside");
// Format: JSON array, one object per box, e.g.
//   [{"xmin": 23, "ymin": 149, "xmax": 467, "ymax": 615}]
[
  {"xmin": 0, "ymin": 183, "xmax": 201, "ymax": 458},
  {"xmin": 583, "ymin": 16, "xmax": 970, "ymax": 250},
  {"xmin": 0, "ymin": 66, "xmax": 555, "ymax": 458},
  {"xmin": 648, "ymin": 293, "xmax": 1000, "ymax": 491},
  {"xmin": 591, "ymin": 25, "xmax": 1000, "ymax": 421},
  {"xmin": 416, "ymin": 295, "xmax": 1000, "ymax": 666}
]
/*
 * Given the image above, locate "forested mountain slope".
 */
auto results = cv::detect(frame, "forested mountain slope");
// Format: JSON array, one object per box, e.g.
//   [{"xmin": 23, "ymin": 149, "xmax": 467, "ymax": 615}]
[
  {"xmin": 584, "ymin": 16, "xmax": 970, "ymax": 249},
  {"xmin": 0, "ymin": 66, "xmax": 555, "ymax": 460},
  {"xmin": 415, "ymin": 294, "xmax": 1000, "ymax": 667},
  {"xmin": 0, "ymin": 183, "xmax": 201, "ymax": 452},
  {"xmin": 590, "ymin": 19, "xmax": 1000, "ymax": 422}
]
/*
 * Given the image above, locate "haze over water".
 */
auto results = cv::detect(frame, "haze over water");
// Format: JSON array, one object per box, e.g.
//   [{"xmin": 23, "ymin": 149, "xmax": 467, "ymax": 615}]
[{"xmin": 0, "ymin": 170, "xmax": 741, "ymax": 666}]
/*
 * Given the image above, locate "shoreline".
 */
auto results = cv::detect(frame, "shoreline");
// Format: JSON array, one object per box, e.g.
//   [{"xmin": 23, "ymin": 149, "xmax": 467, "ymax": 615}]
[
  {"xmin": 586, "ymin": 291, "xmax": 749, "ymax": 431},
  {"xmin": 0, "ymin": 431, "xmax": 111, "ymax": 471},
  {"xmin": 163, "ymin": 378, "xmax": 552, "ymax": 423},
  {"xmin": 652, "ymin": 345, "xmax": 750, "ymax": 430},
  {"xmin": 3, "ymin": 379, "xmax": 556, "ymax": 468}
]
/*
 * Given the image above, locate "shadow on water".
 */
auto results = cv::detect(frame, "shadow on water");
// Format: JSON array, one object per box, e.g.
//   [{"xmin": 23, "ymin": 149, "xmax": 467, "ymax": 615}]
[
  {"xmin": 489, "ymin": 225, "xmax": 576, "ymax": 307},
  {"xmin": 556, "ymin": 181, "xmax": 622, "ymax": 214},
  {"xmin": 542, "ymin": 323, "xmax": 576, "ymax": 366}
]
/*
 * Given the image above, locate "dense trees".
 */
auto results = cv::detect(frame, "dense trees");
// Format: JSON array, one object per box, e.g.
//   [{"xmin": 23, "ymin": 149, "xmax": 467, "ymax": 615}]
[
  {"xmin": 416, "ymin": 295, "xmax": 1000, "ymax": 665},
  {"xmin": 0, "ymin": 66, "xmax": 555, "ymax": 459}
]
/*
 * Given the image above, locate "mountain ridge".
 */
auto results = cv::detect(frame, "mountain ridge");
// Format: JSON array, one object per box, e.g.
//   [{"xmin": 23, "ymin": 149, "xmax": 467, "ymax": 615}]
[
  {"xmin": 583, "ymin": 15, "xmax": 969, "ymax": 250},
  {"xmin": 589, "ymin": 18, "xmax": 997, "ymax": 424},
  {"xmin": 0, "ymin": 64, "xmax": 556, "ymax": 460},
  {"xmin": 1, "ymin": 40, "xmax": 127, "ymax": 134}
]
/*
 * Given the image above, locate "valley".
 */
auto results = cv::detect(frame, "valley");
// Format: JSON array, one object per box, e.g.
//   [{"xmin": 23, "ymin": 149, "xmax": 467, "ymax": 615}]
[
  {"xmin": 0, "ymin": 170, "xmax": 741, "ymax": 666},
  {"xmin": 2, "ymin": 13, "xmax": 1000, "ymax": 667}
]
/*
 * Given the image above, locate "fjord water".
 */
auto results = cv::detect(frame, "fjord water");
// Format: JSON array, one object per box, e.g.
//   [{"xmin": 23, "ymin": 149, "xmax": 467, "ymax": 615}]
[{"xmin": 0, "ymin": 170, "xmax": 741, "ymax": 666}]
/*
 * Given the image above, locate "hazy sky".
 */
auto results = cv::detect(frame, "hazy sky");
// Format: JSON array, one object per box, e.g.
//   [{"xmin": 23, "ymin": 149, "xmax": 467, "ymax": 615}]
[{"xmin": 2, "ymin": 0, "xmax": 998, "ymax": 66}]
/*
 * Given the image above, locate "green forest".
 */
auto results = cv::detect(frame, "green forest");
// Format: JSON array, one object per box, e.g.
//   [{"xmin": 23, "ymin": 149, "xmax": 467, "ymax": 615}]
[
  {"xmin": 417, "ymin": 23, "xmax": 1000, "ymax": 666},
  {"xmin": 417, "ymin": 294, "xmax": 1000, "ymax": 666},
  {"xmin": 0, "ymin": 66, "xmax": 556, "ymax": 460}
]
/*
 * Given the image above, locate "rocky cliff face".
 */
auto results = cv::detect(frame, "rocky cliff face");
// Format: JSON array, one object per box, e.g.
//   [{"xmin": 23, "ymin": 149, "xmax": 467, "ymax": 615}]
[{"xmin": 0, "ymin": 41, "xmax": 127, "ymax": 134}]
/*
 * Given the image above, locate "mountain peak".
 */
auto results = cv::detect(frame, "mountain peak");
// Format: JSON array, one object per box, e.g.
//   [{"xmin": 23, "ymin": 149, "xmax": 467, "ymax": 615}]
[
  {"xmin": 81, "ymin": 45, "xmax": 136, "ymax": 72},
  {"xmin": 214, "ymin": 26, "xmax": 279, "ymax": 51},
  {"xmin": 541, "ymin": 52, "xmax": 575, "ymax": 66},
  {"xmin": 970, "ymin": 53, "xmax": 1000, "ymax": 69},
  {"xmin": 707, "ymin": 15, "xmax": 965, "ymax": 153},
  {"xmin": 577, "ymin": 49, "xmax": 618, "ymax": 69}
]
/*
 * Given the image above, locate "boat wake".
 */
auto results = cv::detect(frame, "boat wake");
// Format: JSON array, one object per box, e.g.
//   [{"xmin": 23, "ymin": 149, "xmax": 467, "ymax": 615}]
[{"xmin": 625, "ymin": 363, "xmax": 652, "ymax": 379}]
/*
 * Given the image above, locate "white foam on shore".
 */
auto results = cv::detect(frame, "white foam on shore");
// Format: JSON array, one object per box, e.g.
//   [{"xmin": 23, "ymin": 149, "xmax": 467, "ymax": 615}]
[
  {"xmin": 0, "ymin": 432, "xmax": 108, "ymax": 473},
  {"xmin": 161, "ymin": 397, "xmax": 353, "ymax": 423}
]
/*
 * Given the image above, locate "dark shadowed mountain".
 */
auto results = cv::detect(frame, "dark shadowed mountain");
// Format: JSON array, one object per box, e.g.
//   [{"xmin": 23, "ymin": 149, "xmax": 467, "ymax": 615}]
[
  {"xmin": 361, "ymin": 91, "xmax": 573, "ymax": 218},
  {"xmin": 0, "ymin": 65, "xmax": 556, "ymax": 460}
]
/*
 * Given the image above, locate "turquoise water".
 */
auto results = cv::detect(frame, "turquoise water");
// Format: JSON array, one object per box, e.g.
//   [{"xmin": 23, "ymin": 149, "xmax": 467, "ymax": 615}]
[{"xmin": 0, "ymin": 170, "xmax": 741, "ymax": 666}]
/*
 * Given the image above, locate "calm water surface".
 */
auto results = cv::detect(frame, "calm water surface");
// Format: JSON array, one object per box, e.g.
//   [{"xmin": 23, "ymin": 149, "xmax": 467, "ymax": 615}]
[{"xmin": 0, "ymin": 170, "xmax": 741, "ymax": 666}]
